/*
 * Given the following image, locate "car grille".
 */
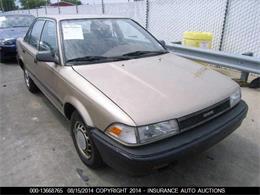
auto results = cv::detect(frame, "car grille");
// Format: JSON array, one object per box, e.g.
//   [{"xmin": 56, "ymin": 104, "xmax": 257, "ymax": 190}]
[{"xmin": 177, "ymin": 98, "xmax": 230, "ymax": 131}]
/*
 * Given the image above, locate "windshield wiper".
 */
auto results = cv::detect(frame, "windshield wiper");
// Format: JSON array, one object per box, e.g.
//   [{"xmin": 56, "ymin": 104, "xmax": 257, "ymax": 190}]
[
  {"xmin": 66, "ymin": 55, "xmax": 131, "ymax": 64},
  {"xmin": 67, "ymin": 56, "xmax": 107, "ymax": 63},
  {"xmin": 122, "ymin": 50, "xmax": 168, "ymax": 57}
]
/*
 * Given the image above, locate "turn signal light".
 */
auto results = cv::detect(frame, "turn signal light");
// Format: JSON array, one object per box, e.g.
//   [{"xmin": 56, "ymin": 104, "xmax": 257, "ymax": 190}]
[{"xmin": 108, "ymin": 126, "xmax": 122, "ymax": 137}]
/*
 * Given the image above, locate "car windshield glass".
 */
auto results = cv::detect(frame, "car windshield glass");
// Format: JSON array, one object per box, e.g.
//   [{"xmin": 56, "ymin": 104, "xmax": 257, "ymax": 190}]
[
  {"xmin": 61, "ymin": 18, "xmax": 167, "ymax": 65},
  {"xmin": 0, "ymin": 15, "xmax": 34, "ymax": 28}
]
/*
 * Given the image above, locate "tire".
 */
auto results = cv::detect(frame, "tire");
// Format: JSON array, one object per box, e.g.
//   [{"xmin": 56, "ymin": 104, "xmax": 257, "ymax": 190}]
[
  {"xmin": 24, "ymin": 69, "xmax": 38, "ymax": 93},
  {"xmin": 71, "ymin": 111, "xmax": 103, "ymax": 168},
  {"xmin": 249, "ymin": 77, "xmax": 260, "ymax": 89}
]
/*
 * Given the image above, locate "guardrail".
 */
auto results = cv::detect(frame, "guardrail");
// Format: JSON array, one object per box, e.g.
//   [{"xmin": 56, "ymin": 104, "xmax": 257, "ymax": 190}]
[{"xmin": 167, "ymin": 44, "xmax": 260, "ymax": 78}]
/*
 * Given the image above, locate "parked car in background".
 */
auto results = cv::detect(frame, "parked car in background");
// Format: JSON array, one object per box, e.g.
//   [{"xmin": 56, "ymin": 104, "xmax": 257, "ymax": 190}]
[
  {"xmin": 0, "ymin": 14, "xmax": 34, "ymax": 62},
  {"xmin": 17, "ymin": 15, "xmax": 248, "ymax": 175}
]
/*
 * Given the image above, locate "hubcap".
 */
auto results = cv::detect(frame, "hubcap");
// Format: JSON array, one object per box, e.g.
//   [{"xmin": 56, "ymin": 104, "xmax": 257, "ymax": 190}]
[
  {"xmin": 74, "ymin": 121, "xmax": 92, "ymax": 159},
  {"xmin": 24, "ymin": 70, "xmax": 30, "ymax": 87},
  {"xmin": 76, "ymin": 131, "xmax": 86, "ymax": 150}
]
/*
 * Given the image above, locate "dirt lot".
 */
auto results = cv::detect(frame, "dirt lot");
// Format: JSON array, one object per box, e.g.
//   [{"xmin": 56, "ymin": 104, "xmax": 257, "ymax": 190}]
[{"xmin": 0, "ymin": 62, "xmax": 259, "ymax": 186}]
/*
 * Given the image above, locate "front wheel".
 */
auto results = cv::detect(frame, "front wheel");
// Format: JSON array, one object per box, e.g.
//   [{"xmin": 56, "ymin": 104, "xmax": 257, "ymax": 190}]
[{"xmin": 71, "ymin": 111, "xmax": 103, "ymax": 168}]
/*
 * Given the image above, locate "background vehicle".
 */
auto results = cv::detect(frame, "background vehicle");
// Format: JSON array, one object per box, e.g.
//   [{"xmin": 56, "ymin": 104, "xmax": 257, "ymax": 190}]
[
  {"xmin": 16, "ymin": 15, "xmax": 248, "ymax": 175},
  {"xmin": 0, "ymin": 14, "xmax": 34, "ymax": 62}
]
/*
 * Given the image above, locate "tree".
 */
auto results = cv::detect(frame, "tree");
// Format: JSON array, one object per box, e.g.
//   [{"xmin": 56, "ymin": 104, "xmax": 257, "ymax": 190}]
[
  {"xmin": 64, "ymin": 0, "xmax": 82, "ymax": 5},
  {"xmin": 0, "ymin": 0, "xmax": 16, "ymax": 11},
  {"xmin": 20, "ymin": 0, "xmax": 50, "ymax": 9}
]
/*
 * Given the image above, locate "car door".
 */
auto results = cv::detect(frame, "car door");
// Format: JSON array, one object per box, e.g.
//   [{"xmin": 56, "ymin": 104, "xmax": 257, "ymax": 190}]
[
  {"xmin": 22, "ymin": 19, "xmax": 45, "ymax": 78},
  {"xmin": 36, "ymin": 19, "xmax": 63, "ymax": 111}
]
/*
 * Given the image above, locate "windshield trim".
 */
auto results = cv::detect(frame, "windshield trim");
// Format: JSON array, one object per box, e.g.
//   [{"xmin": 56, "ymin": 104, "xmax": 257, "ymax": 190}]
[{"xmin": 59, "ymin": 18, "xmax": 168, "ymax": 66}]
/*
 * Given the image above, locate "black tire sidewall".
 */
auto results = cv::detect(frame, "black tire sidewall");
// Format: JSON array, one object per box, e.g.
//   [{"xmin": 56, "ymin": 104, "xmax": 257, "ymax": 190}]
[{"xmin": 71, "ymin": 111, "xmax": 103, "ymax": 168}]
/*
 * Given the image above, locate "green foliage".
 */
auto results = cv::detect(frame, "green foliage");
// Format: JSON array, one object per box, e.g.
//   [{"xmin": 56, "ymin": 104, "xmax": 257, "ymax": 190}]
[
  {"xmin": 0, "ymin": 0, "xmax": 16, "ymax": 11},
  {"xmin": 20, "ymin": 0, "xmax": 50, "ymax": 9},
  {"xmin": 19, "ymin": 0, "xmax": 81, "ymax": 9},
  {"xmin": 64, "ymin": 0, "xmax": 82, "ymax": 5}
]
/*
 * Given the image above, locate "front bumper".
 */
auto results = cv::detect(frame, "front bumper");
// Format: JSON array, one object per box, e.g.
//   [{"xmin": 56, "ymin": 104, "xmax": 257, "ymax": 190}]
[
  {"xmin": 0, "ymin": 45, "xmax": 17, "ymax": 60},
  {"xmin": 91, "ymin": 100, "xmax": 248, "ymax": 175}
]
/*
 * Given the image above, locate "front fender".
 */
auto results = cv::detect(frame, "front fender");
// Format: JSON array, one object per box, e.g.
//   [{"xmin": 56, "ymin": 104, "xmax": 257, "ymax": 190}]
[{"xmin": 64, "ymin": 96, "xmax": 94, "ymax": 127}]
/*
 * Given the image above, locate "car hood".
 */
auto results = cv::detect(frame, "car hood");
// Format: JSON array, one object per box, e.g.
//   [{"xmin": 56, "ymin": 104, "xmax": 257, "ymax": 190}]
[
  {"xmin": 0, "ymin": 27, "xmax": 28, "ymax": 40},
  {"xmin": 73, "ymin": 53, "xmax": 239, "ymax": 126}
]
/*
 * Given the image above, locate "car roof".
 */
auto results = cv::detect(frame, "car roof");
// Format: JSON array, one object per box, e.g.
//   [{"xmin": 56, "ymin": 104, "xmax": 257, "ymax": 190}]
[{"xmin": 37, "ymin": 14, "xmax": 128, "ymax": 21}]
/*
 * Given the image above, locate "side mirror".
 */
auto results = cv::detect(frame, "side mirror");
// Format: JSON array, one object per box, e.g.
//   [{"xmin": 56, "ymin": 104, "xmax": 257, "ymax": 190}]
[
  {"xmin": 36, "ymin": 51, "xmax": 59, "ymax": 64},
  {"xmin": 159, "ymin": 40, "xmax": 166, "ymax": 48}
]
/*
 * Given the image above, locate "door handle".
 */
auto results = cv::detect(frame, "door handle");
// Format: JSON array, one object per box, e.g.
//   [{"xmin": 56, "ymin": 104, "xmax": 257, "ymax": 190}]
[{"xmin": 22, "ymin": 49, "xmax": 26, "ymax": 53}]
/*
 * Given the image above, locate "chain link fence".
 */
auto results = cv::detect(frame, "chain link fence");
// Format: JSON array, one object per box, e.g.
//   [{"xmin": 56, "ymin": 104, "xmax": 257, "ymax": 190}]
[
  {"xmin": 221, "ymin": 0, "xmax": 260, "ymax": 57},
  {"xmin": 5, "ymin": 0, "xmax": 260, "ymax": 57},
  {"xmin": 148, "ymin": 0, "xmax": 227, "ymax": 50}
]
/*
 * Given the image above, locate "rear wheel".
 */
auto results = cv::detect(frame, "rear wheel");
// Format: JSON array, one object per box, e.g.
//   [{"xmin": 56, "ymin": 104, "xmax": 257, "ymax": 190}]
[
  {"xmin": 24, "ymin": 69, "xmax": 38, "ymax": 93},
  {"xmin": 71, "ymin": 111, "xmax": 103, "ymax": 168}
]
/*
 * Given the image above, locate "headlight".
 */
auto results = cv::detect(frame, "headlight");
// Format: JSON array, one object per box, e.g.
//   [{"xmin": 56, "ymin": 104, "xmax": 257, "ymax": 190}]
[
  {"xmin": 106, "ymin": 119, "xmax": 179, "ymax": 145},
  {"xmin": 138, "ymin": 120, "xmax": 179, "ymax": 143},
  {"xmin": 230, "ymin": 88, "xmax": 241, "ymax": 108}
]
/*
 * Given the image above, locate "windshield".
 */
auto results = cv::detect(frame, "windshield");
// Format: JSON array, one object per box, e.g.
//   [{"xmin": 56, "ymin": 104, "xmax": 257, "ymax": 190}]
[
  {"xmin": 61, "ymin": 18, "xmax": 167, "ymax": 65},
  {"xmin": 0, "ymin": 15, "xmax": 34, "ymax": 28}
]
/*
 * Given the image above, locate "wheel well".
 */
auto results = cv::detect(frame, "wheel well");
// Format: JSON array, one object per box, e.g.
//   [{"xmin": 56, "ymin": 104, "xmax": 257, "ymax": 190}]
[
  {"xmin": 64, "ymin": 103, "xmax": 76, "ymax": 120},
  {"xmin": 18, "ymin": 59, "xmax": 24, "ymax": 70}
]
